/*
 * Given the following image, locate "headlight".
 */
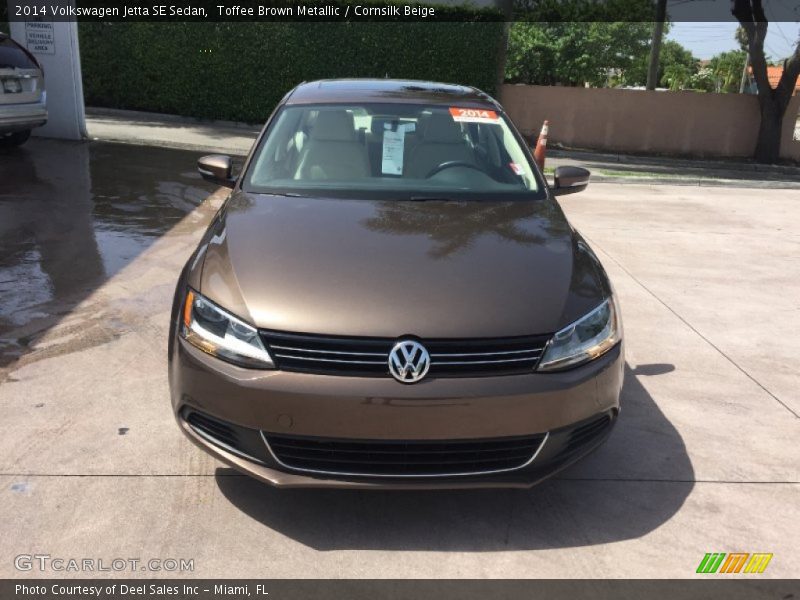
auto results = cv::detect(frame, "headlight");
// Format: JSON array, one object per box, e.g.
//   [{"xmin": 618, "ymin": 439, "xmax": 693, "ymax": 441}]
[
  {"xmin": 537, "ymin": 296, "xmax": 621, "ymax": 372},
  {"xmin": 180, "ymin": 289, "xmax": 274, "ymax": 369}
]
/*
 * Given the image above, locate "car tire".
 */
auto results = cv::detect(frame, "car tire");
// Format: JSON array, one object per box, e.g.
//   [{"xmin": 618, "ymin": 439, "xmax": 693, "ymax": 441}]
[{"xmin": 0, "ymin": 130, "xmax": 32, "ymax": 147}]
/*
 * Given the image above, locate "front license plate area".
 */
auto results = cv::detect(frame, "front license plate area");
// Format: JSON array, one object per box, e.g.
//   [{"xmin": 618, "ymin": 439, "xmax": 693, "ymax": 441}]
[{"xmin": 1, "ymin": 78, "xmax": 22, "ymax": 93}]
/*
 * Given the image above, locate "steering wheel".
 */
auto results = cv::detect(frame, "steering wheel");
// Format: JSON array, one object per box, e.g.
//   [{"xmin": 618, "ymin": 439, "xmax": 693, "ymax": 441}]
[{"xmin": 425, "ymin": 161, "xmax": 486, "ymax": 179}]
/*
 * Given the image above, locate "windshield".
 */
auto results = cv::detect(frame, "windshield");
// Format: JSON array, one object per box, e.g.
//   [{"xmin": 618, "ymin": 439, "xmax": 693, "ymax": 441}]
[{"xmin": 242, "ymin": 103, "xmax": 543, "ymax": 200}]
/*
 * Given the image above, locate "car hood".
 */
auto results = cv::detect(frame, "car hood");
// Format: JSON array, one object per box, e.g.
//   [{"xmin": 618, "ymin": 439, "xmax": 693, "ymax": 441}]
[{"xmin": 198, "ymin": 192, "xmax": 609, "ymax": 338}]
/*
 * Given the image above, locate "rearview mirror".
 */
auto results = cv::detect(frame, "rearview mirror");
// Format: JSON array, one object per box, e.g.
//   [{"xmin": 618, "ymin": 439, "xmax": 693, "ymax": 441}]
[
  {"xmin": 198, "ymin": 155, "xmax": 235, "ymax": 189},
  {"xmin": 552, "ymin": 166, "xmax": 590, "ymax": 196}
]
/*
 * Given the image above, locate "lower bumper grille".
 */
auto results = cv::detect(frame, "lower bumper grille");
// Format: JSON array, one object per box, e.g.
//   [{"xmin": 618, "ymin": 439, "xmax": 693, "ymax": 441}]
[
  {"xmin": 186, "ymin": 410, "xmax": 240, "ymax": 449},
  {"xmin": 565, "ymin": 413, "xmax": 612, "ymax": 454},
  {"xmin": 263, "ymin": 433, "xmax": 548, "ymax": 477},
  {"xmin": 183, "ymin": 409, "xmax": 269, "ymax": 464}
]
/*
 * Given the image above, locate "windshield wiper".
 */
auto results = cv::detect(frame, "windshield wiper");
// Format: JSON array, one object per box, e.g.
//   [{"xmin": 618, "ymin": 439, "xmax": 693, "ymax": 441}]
[
  {"xmin": 267, "ymin": 191, "xmax": 308, "ymax": 198},
  {"xmin": 407, "ymin": 196, "xmax": 458, "ymax": 202}
]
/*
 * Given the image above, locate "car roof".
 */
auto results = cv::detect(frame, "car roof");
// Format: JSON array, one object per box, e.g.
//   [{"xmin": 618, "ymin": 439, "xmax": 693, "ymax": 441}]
[{"xmin": 284, "ymin": 79, "xmax": 500, "ymax": 110}]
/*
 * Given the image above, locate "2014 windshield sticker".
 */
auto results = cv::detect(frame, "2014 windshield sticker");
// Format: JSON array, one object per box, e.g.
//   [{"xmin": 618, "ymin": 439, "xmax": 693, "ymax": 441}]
[{"xmin": 449, "ymin": 108, "xmax": 499, "ymax": 123}]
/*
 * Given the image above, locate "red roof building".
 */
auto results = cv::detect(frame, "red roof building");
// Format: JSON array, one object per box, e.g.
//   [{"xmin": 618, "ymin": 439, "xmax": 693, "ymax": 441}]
[
  {"xmin": 747, "ymin": 65, "xmax": 800, "ymax": 94},
  {"xmin": 767, "ymin": 66, "xmax": 800, "ymax": 94}
]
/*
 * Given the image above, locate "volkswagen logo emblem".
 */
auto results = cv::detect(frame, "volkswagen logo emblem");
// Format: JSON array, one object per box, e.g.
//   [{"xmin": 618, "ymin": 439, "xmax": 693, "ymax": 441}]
[{"xmin": 388, "ymin": 340, "xmax": 430, "ymax": 384}]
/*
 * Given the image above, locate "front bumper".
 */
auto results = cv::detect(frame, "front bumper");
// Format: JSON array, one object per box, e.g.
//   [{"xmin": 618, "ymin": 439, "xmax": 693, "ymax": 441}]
[
  {"xmin": 0, "ymin": 97, "xmax": 47, "ymax": 133},
  {"xmin": 170, "ymin": 331, "xmax": 623, "ymax": 489}
]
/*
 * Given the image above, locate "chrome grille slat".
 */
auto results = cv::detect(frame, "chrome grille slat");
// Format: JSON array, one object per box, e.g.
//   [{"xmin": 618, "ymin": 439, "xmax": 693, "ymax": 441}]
[
  {"xmin": 431, "ymin": 349, "xmax": 541, "ymax": 357},
  {"xmin": 270, "ymin": 344, "xmax": 386, "ymax": 357},
  {"xmin": 273, "ymin": 353, "xmax": 386, "ymax": 365},
  {"xmin": 432, "ymin": 356, "xmax": 541, "ymax": 365},
  {"xmin": 260, "ymin": 330, "xmax": 552, "ymax": 378}
]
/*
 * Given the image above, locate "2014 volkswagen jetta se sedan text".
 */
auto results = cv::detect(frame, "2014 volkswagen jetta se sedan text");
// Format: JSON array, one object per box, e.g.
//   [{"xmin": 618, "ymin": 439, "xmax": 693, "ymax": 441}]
[{"xmin": 168, "ymin": 79, "xmax": 624, "ymax": 489}]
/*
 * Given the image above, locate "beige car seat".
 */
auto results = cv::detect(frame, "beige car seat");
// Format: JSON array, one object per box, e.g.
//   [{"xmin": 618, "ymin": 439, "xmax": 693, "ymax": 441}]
[
  {"xmin": 405, "ymin": 112, "xmax": 474, "ymax": 178},
  {"xmin": 294, "ymin": 110, "xmax": 370, "ymax": 180}
]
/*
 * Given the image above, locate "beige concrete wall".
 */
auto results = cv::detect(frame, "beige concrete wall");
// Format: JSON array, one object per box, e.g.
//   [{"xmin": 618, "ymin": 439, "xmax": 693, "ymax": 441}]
[
  {"xmin": 500, "ymin": 84, "xmax": 800, "ymax": 162},
  {"xmin": 781, "ymin": 95, "xmax": 800, "ymax": 161}
]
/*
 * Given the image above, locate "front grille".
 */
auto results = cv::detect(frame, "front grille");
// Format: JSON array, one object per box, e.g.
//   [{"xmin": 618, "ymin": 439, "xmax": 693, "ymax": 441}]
[
  {"xmin": 264, "ymin": 433, "xmax": 548, "ymax": 477},
  {"xmin": 260, "ymin": 330, "xmax": 551, "ymax": 378}
]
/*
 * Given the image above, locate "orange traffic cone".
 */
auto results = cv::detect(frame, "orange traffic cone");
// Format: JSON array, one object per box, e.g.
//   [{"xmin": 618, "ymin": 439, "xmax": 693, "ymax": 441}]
[{"xmin": 533, "ymin": 120, "xmax": 549, "ymax": 171}]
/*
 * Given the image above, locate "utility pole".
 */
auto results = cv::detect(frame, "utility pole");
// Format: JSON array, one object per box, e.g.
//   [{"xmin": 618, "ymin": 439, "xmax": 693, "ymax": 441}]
[
  {"xmin": 494, "ymin": 0, "xmax": 514, "ymax": 99},
  {"xmin": 646, "ymin": 0, "xmax": 668, "ymax": 90},
  {"xmin": 739, "ymin": 52, "xmax": 750, "ymax": 93}
]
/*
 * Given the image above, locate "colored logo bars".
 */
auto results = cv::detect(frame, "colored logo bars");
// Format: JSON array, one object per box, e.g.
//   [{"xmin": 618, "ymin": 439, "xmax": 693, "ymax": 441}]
[{"xmin": 696, "ymin": 553, "xmax": 773, "ymax": 574}]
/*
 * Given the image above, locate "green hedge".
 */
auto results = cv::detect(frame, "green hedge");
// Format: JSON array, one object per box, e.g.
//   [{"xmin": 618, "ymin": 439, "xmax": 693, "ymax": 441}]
[{"xmin": 79, "ymin": 19, "xmax": 504, "ymax": 123}]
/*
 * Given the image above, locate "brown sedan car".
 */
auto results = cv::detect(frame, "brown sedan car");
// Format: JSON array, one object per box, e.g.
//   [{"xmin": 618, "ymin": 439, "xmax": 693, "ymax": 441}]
[{"xmin": 168, "ymin": 79, "xmax": 623, "ymax": 489}]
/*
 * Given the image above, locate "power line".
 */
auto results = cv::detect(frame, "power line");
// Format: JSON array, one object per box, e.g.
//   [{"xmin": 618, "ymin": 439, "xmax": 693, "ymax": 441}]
[{"xmin": 772, "ymin": 23, "xmax": 792, "ymax": 48}]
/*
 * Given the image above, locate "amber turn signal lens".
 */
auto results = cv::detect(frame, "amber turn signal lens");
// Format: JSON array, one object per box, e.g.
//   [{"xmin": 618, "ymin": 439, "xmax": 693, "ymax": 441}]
[{"xmin": 183, "ymin": 289, "xmax": 195, "ymax": 328}]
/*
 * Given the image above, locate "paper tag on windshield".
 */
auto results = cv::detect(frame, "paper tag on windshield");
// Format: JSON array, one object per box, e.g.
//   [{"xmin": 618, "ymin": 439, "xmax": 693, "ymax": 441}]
[
  {"xmin": 509, "ymin": 162, "xmax": 525, "ymax": 175},
  {"xmin": 449, "ymin": 107, "xmax": 499, "ymax": 123},
  {"xmin": 381, "ymin": 129, "xmax": 405, "ymax": 175}
]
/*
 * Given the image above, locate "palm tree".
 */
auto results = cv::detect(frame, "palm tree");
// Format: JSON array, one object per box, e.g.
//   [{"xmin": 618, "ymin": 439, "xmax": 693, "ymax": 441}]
[{"xmin": 662, "ymin": 63, "xmax": 692, "ymax": 90}]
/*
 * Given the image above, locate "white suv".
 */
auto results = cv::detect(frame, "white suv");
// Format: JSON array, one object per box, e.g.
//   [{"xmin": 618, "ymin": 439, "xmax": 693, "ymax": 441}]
[{"xmin": 0, "ymin": 33, "xmax": 46, "ymax": 147}]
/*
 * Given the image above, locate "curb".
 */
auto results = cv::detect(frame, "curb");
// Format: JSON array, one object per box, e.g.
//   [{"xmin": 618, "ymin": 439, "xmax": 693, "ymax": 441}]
[
  {"xmin": 85, "ymin": 106, "xmax": 262, "ymax": 133},
  {"xmin": 587, "ymin": 176, "xmax": 800, "ymax": 189},
  {"xmin": 549, "ymin": 148, "xmax": 800, "ymax": 176},
  {"xmin": 85, "ymin": 134, "xmax": 253, "ymax": 157}
]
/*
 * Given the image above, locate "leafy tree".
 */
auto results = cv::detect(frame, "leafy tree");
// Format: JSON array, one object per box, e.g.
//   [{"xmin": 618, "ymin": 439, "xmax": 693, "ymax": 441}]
[
  {"xmin": 689, "ymin": 68, "xmax": 716, "ymax": 92},
  {"xmin": 733, "ymin": 0, "xmax": 800, "ymax": 163},
  {"xmin": 622, "ymin": 39, "xmax": 696, "ymax": 87},
  {"xmin": 735, "ymin": 26, "xmax": 749, "ymax": 52},
  {"xmin": 683, "ymin": 51, "xmax": 748, "ymax": 93},
  {"xmin": 506, "ymin": 22, "xmax": 653, "ymax": 87},
  {"xmin": 710, "ymin": 50, "xmax": 748, "ymax": 93},
  {"xmin": 662, "ymin": 63, "xmax": 694, "ymax": 91},
  {"xmin": 657, "ymin": 40, "xmax": 697, "ymax": 86}
]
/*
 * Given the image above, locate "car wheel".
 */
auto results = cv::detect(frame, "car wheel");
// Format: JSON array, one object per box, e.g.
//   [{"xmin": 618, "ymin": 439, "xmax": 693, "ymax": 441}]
[{"xmin": 0, "ymin": 130, "xmax": 32, "ymax": 147}]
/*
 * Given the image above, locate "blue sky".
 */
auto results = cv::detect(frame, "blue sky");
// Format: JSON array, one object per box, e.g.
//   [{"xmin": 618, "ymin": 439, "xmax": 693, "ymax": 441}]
[{"xmin": 668, "ymin": 22, "xmax": 800, "ymax": 61}]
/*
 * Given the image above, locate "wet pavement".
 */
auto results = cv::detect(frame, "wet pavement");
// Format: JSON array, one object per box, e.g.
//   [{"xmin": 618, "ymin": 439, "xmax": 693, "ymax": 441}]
[{"xmin": 0, "ymin": 139, "xmax": 217, "ymax": 376}]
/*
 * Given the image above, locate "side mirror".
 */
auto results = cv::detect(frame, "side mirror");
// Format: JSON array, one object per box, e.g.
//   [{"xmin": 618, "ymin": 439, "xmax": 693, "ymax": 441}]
[
  {"xmin": 198, "ymin": 155, "xmax": 235, "ymax": 189},
  {"xmin": 552, "ymin": 166, "xmax": 590, "ymax": 196}
]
